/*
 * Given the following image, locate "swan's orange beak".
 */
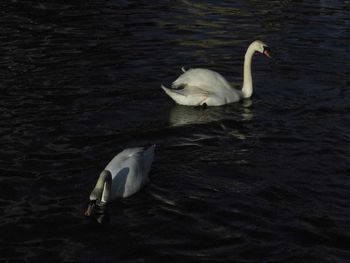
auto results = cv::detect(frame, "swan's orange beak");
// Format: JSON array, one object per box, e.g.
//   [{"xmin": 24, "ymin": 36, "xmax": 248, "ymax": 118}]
[
  {"xmin": 263, "ymin": 47, "xmax": 272, "ymax": 58},
  {"xmin": 84, "ymin": 200, "xmax": 96, "ymax": 217}
]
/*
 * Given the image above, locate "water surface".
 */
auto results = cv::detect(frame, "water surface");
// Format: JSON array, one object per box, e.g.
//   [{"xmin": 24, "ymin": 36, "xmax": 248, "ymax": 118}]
[{"xmin": 1, "ymin": 0, "xmax": 350, "ymax": 262}]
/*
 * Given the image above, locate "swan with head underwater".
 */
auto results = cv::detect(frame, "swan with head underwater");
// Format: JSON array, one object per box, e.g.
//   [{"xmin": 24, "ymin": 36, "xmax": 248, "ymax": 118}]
[
  {"xmin": 161, "ymin": 40, "xmax": 272, "ymax": 106},
  {"xmin": 85, "ymin": 145, "xmax": 155, "ymax": 216}
]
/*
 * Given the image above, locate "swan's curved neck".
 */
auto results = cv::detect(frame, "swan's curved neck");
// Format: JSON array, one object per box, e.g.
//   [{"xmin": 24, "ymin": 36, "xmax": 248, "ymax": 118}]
[
  {"xmin": 90, "ymin": 170, "xmax": 112, "ymax": 204},
  {"xmin": 242, "ymin": 44, "xmax": 256, "ymax": 98}
]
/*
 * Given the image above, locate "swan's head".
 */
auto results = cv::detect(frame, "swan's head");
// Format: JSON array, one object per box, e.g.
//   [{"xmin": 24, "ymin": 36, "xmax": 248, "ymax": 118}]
[
  {"xmin": 85, "ymin": 170, "xmax": 112, "ymax": 217},
  {"xmin": 252, "ymin": 40, "xmax": 272, "ymax": 58}
]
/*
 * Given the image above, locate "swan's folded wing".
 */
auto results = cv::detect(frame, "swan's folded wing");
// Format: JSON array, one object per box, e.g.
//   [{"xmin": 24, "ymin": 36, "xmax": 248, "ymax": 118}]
[
  {"xmin": 121, "ymin": 152, "xmax": 145, "ymax": 197},
  {"xmin": 104, "ymin": 147, "xmax": 143, "ymax": 177},
  {"xmin": 172, "ymin": 68, "xmax": 232, "ymax": 92}
]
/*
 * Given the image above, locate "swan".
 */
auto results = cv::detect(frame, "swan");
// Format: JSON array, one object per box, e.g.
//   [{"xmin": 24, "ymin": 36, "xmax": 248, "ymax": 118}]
[
  {"xmin": 161, "ymin": 40, "xmax": 272, "ymax": 106},
  {"xmin": 85, "ymin": 145, "xmax": 155, "ymax": 216}
]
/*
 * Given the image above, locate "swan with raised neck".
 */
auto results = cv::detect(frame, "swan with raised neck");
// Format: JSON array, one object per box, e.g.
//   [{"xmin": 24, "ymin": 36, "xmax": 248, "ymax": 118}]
[{"xmin": 161, "ymin": 40, "xmax": 271, "ymax": 106}]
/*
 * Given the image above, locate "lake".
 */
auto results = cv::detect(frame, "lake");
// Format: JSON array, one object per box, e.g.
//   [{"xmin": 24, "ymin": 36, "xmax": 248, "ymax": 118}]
[{"xmin": 1, "ymin": 0, "xmax": 350, "ymax": 262}]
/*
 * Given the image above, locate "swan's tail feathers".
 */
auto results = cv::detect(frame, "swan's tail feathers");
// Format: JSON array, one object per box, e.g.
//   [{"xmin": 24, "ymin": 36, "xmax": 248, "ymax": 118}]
[
  {"xmin": 143, "ymin": 144, "xmax": 155, "ymax": 176},
  {"xmin": 181, "ymin": 67, "xmax": 186, "ymax": 73},
  {"xmin": 161, "ymin": 84, "xmax": 209, "ymax": 106},
  {"xmin": 161, "ymin": 84, "xmax": 186, "ymax": 104}
]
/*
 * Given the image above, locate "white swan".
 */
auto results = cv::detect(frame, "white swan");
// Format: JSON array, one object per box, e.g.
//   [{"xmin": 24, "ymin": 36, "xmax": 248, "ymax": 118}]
[
  {"xmin": 161, "ymin": 40, "xmax": 271, "ymax": 106},
  {"xmin": 85, "ymin": 145, "xmax": 155, "ymax": 216}
]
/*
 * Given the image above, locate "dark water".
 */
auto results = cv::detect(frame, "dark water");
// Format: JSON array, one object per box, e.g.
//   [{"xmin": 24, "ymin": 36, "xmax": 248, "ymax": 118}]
[{"xmin": 1, "ymin": 0, "xmax": 350, "ymax": 262}]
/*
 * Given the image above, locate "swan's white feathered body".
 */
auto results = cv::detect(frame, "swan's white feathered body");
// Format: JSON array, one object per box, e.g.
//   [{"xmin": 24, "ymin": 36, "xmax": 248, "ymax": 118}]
[
  {"xmin": 162, "ymin": 68, "xmax": 241, "ymax": 106},
  {"xmin": 104, "ymin": 145, "xmax": 155, "ymax": 200},
  {"xmin": 161, "ymin": 40, "xmax": 271, "ymax": 106},
  {"xmin": 174, "ymin": 68, "xmax": 233, "ymax": 92},
  {"xmin": 85, "ymin": 145, "xmax": 155, "ymax": 216}
]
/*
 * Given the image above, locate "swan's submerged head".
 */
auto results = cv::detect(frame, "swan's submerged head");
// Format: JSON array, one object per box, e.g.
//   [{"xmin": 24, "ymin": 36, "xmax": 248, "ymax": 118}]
[
  {"xmin": 84, "ymin": 170, "xmax": 112, "ymax": 217},
  {"xmin": 251, "ymin": 40, "xmax": 272, "ymax": 58}
]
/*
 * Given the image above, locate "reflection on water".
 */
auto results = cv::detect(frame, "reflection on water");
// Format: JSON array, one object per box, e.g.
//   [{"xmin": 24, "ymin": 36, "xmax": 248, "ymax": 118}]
[
  {"xmin": 169, "ymin": 105, "xmax": 226, "ymax": 126},
  {"xmin": 169, "ymin": 99, "xmax": 253, "ymax": 126}
]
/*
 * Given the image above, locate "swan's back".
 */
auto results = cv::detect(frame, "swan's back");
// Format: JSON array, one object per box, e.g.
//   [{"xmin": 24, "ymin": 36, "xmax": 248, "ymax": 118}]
[
  {"xmin": 105, "ymin": 145, "xmax": 155, "ymax": 198},
  {"xmin": 173, "ymin": 68, "xmax": 233, "ymax": 92}
]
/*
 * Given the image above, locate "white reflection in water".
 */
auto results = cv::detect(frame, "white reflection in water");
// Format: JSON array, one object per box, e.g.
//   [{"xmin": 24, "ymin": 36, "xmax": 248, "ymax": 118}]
[{"xmin": 169, "ymin": 99, "xmax": 253, "ymax": 127}]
